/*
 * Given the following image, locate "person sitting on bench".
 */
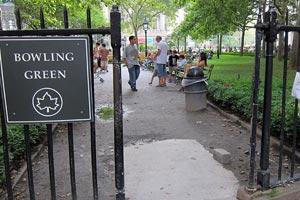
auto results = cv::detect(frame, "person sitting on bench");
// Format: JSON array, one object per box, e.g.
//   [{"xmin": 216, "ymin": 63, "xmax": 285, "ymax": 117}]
[
  {"xmin": 178, "ymin": 54, "xmax": 187, "ymax": 71},
  {"xmin": 184, "ymin": 52, "xmax": 207, "ymax": 77}
]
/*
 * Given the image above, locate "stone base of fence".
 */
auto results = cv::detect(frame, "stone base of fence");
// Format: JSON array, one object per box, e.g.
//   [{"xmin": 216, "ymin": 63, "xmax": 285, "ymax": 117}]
[{"xmin": 237, "ymin": 182, "xmax": 300, "ymax": 200}]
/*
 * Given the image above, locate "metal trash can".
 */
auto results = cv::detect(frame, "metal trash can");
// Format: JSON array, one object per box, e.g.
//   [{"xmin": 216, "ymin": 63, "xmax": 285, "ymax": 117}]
[{"xmin": 182, "ymin": 67, "xmax": 208, "ymax": 111}]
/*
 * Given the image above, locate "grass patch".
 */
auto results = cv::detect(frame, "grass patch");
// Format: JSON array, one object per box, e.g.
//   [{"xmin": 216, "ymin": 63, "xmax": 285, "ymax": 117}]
[
  {"xmin": 96, "ymin": 106, "xmax": 114, "ymax": 120},
  {"xmin": 253, "ymin": 188, "xmax": 282, "ymax": 199}
]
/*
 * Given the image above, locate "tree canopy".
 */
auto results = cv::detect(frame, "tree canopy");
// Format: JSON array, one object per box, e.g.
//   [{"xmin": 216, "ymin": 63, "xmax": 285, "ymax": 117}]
[
  {"xmin": 14, "ymin": 0, "xmax": 108, "ymax": 29},
  {"xmin": 173, "ymin": 0, "xmax": 259, "ymax": 40},
  {"xmin": 118, "ymin": 0, "xmax": 176, "ymax": 44}
]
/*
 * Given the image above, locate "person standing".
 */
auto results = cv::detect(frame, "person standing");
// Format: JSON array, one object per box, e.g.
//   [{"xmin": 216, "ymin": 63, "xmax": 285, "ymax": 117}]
[
  {"xmin": 99, "ymin": 43, "xmax": 110, "ymax": 73},
  {"xmin": 153, "ymin": 36, "xmax": 168, "ymax": 87},
  {"xmin": 93, "ymin": 42, "xmax": 101, "ymax": 74},
  {"xmin": 123, "ymin": 36, "xmax": 141, "ymax": 92},
  {"xmin": 168, "ymin": 50, "xmax": 179, "ymax": 83}
]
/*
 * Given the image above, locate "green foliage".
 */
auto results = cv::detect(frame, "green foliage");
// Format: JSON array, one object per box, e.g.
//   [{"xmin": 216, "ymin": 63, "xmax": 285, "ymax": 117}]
[
  {"xmin": 174, "ymin": 0, "xmax": 259, "ymax": 41},
  {"xmin": 0, "ymin": 124, "xmax": 46, "ymax": 186},
  {"xmin": 221, "ymin": 52, "xmax": 255, "ymax": 57},
  {"xmin": 96, "ymin": 106, "xmax": 114, "ymax": 120},
  {"xmin": 14, "ymin": 0, "xmax": 107, "ymax": 29},
  {"xmin": 207, "ymin": 55, "xmax": 298, "ymax": 140},
  {"xmin": 120, "ymin": 0, "xmax": 176, "ymax": 41}
]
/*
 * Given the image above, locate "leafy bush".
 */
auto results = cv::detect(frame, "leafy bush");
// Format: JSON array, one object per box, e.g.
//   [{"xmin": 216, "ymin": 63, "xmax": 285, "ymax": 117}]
[
  {"xmin": 221, "ymin": 51, "xmax": 255, "ymax": 56},
  {"xmin": 207, "ymin": 78, "xmax": 298, "ymax": 140},
  {"xmin": 0, "ymin": 124, "xmax": 46, "ymax": 186}
]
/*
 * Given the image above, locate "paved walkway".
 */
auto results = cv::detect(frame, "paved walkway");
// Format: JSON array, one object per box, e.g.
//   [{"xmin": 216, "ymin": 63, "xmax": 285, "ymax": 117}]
[
  {"xmin": 125, "ymin": 139, "xmax": 238, "ymax": 200},
  {"xmin": 13, "ymin": 65, "xmax": 243, "ymax": 200}
]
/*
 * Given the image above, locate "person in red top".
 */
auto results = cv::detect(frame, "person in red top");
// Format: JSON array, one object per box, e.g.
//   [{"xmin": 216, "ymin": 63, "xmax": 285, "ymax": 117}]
[{"xmin": 99, "ymin": 43, "xmax": 110, "ymax": 73}]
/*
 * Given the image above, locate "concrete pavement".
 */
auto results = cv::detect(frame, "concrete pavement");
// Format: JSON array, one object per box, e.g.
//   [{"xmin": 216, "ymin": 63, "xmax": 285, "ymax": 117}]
[
  {"xmin": 125, "ymin": 139, "xmax": 239, "ymax": 200},
  {"xmin": 12, "ymin": 64, "xmax": 246, "ymax": 200}
]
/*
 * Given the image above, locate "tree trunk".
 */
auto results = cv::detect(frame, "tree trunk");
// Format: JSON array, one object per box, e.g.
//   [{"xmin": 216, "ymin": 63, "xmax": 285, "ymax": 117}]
[
  {"xmin": 290, "ymin": 33, "xmax": 298, "ymax": 69},
  {"xmin": 289, "ymin": 2, "xmax": 300, "ymax": 69},
  {"xmin": 277, "ymin": 0, "xmax": 287, "ymax": 62},
  {"xmin": 216, "ymin": 34, "xmax": 220, "ymax": 59},
  {"xmin": 219, "ymin": 34, "xmax": 222, "ymax": 55},
  {"xmin": 134, "ymin": 28, "xmax": 139, "ymax": 51},
  {"xmin": 261, "ymin": 0, "xmax": 267, "ymax": 58},
  {"xmin": 240, "ymin": 25, "xmax": 246, "ymax": 56}
]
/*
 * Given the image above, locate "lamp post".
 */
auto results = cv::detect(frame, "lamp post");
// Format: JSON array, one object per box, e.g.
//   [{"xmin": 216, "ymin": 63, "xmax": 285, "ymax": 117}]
[
  {"xmin": 143, "ymin": 18, "xmax": 149, "ymax": 57},
  {"xmin": 121, "ymin": 36, "xmax": 126, "ymax": 56},
  {"xmin": 177, "ymin": 34, "xmax": 180, "ymax": 53}
]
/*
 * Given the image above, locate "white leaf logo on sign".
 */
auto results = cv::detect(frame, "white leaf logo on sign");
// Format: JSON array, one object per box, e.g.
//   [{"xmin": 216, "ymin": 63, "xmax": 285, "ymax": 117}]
[
  {"xmin": 36, "ymin": 92, "xmax": 60, "ymax": 113},
  {"xmin": 32, "ymin": 88, "xmax": 63, "ymax": 117},
  {"xmin": 292, "ymin": 72, "xmax": 300, "ymax": 99}
]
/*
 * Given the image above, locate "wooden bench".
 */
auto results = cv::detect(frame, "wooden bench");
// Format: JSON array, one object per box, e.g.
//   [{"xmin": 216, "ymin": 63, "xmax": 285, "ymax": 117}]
[
  {"xmin": 171, "ymin": 64, "xmax": 214, "ymax": 85},
  {"xmin": 204, "ymin": 64, "xmax": 214, "ymax": 80}
]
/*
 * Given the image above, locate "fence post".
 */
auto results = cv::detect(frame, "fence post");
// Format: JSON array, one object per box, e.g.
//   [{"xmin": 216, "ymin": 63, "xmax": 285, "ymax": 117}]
[
  {"xmin": 110, "ymin": 5, "xmax": 125, "ymax": 200},
  {"xmin": 257, "ymin": 3, "xmax": 277, "ymax": 191},
  {"xmin": 249, "ymin": 6, "xmax": 263, "ymax": 190}
]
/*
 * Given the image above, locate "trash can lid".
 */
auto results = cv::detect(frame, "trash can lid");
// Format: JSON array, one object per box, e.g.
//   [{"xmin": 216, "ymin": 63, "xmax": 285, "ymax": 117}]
[{"xmin": 186, "ymin": 67, "xmax": 204, "ymax": 78}]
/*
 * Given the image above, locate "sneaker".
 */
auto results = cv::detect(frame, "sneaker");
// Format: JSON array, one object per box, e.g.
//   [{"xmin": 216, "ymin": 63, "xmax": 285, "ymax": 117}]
[
  {"xmin": 131, "ymin": 88, "xmax": 138, "ymax": 92},
  {"xmin": 128, "ymin": 81, "xmax": 131, "ymax": 86},
  {"xmin": 148, "ymin": 82, "xmax": 152, "ymax": 85}
]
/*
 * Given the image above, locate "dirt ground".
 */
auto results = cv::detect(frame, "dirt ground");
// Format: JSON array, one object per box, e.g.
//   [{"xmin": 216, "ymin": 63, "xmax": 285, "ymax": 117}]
[{"xmin": 2, "ymin": 65, "xmax": 300, "ymax": 200}]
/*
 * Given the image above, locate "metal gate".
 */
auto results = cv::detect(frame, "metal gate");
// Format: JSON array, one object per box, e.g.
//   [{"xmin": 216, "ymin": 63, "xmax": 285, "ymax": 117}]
[
  {"xmin": 248, "ymin": 2, "xmax": 300, "ymax": 193},
  {"xmin": 0, "ymin": 5, "xmax": 124, "ymax": 200}
]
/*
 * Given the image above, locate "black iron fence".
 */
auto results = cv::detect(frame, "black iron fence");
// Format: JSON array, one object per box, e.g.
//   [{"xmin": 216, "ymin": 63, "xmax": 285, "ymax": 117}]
[
  {"xmin": 0, "ymin": 5, "xmax": 124, "ymax": 200},
  {"xmin": 249, "ymin": 3, "xmax": 300, "ymax": 192}
]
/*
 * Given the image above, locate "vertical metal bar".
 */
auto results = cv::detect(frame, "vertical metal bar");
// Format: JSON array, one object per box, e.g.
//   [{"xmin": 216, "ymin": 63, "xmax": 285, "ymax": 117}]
[
  {"xmin": 0, "ymin": 99, "xmax": 13, "ymax": 199},
  {"xmin": 15, "ymin": 7, "xmax": 21, "ymax": 30},
  {"xmin": 145, "ymin": 30, "xmax": 147, "ymax": 57},
  {"xmin": 110, "ymin": 6, "xmax": 125, "ymax": 200},
  {"xmin": 47, "ymin": 124, "xmax": 56, "ymax": 200},
  {"xmin": 290, "ymin": 99, "xmax": 298, "ymax": 178},
  {"xmin": 63, "ymin": 6, "xmax": 69, "ymax": 29},
  {"xmin": 248, "ymin": 7, "xmax": 262, "ymax": 189},
  {"xmin": 40, "ymin": 6, "xmax": 45, "ymax": 29},
  {"xmin": 63, "ymin": 6, "xmax": 77, "ymax": 200},
  {"xmin": 68, "ymin": 124, "xmax": 77, "ymax": 200},
  {"xmin": 24, "ymin": 125, "xmax": 35, "ymax": 200},
  {"xmin": 257, "ymin": 3, "xmax": 277, "ymax": 191},
  {"xmin": 86, "ymin": 7, "xmax": 99, "ymax": 200},
  {"xmin": 277, "ymin": 10, "xmax": 289, "ymax": 182}
]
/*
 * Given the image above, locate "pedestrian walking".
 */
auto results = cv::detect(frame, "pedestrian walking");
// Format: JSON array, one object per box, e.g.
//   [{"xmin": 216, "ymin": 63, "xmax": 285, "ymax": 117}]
[
  {"xmin": 99, "ymin": 43, "xmax": 110, "ymax": 73},
  {"xmin": 93, "ymin": 42, "xmax": 100, "ymax": 74},
  {"xmin": 123, "ymin": 36, "xmax": 141, "ymax": 92}
]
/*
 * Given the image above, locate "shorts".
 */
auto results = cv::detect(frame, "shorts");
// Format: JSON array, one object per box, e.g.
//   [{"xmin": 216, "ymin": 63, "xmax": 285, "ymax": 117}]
[
  {"xmin": 101, "ymin": 60, "xmax": 108, "ymax": 67},
  {"xmin": 157, "ymin": 63, "xmax": 167, "ymax": 77}
]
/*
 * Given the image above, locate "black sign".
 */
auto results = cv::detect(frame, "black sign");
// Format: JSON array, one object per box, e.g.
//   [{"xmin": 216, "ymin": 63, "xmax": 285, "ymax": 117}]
[{"xmin": 0, "ymin": 37, "xmax": 93, "ymax": 124}]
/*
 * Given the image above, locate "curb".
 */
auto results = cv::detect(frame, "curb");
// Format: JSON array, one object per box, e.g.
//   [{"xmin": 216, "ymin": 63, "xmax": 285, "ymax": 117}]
[
  {"xmin": 207, "ymin": 101, "xmax": 300, "ymax": 199},
  {"xmin": 207, "ymin": 100, "xmax": 300, "ymax": 161}
]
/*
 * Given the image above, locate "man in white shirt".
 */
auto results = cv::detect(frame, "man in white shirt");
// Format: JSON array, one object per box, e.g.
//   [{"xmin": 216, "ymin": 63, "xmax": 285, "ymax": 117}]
[{"xmin": 153, "ymin": 36, "xmax": 168, "ymax": 87}]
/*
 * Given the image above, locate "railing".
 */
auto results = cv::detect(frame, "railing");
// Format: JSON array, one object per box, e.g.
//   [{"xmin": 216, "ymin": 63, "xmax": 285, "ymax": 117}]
[
  {"xmin": 249, "ymin": 2, "xmax": 300, "ymax": 193},
  {"xmin": 0, "ymin": 5, "xmax": 124, "ymax": 200}
]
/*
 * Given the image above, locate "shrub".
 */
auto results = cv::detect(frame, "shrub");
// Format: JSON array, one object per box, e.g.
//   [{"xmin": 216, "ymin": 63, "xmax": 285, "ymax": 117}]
[
  {"xmin": 207, "ymin": 78, "xmax": 299, "ymax": 140},
  {"xmin": 0, "ymin": 124, "xmax": 46, "ymax": 186}
]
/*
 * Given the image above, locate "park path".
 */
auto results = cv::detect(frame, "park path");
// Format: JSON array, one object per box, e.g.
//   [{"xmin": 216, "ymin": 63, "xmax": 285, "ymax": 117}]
[{"xmin": 10, "ymin": 65, "xmax": 254, "ymax": 200}]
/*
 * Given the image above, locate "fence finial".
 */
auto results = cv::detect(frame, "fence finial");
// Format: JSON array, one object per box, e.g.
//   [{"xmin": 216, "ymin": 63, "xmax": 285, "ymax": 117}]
[{"xmin": 112, "ymin": 5, "xmax": 119, "ymax": 12}]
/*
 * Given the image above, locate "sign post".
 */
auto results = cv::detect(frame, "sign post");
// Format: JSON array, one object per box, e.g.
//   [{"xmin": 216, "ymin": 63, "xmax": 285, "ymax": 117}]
[{"xmin": 0, "ymin": 37, "xmax": 93, "ymax": 124}]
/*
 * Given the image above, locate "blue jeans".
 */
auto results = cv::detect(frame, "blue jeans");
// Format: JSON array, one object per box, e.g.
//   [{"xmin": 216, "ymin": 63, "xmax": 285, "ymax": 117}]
[{"xmin": 128, "ymin": 65, "xmax": 140, "ymax": 89}]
